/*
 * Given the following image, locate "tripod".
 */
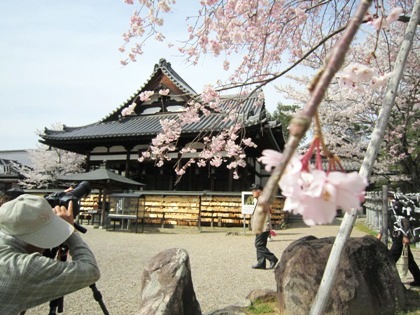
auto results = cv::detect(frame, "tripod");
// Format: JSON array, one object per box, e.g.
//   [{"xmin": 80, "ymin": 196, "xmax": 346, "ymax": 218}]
[
  {"xmin": 45, "ymin": 224, "xmax": 109, "ymax": 315},
  {"xmin": 48, "ymin": 282, "xmax": 109, "ymax": 315}
]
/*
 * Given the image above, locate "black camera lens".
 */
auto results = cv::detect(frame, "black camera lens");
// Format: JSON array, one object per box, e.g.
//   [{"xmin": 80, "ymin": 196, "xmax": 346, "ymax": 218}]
[{"xmin": 70, "ymin": 181, "xmax": 91, "ymax": 199}]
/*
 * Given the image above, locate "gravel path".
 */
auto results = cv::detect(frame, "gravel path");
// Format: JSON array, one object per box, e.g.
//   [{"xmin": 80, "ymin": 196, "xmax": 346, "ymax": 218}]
[{"xmin": 27, "ymin": 218, "xmax": 372, "ymax": 314}]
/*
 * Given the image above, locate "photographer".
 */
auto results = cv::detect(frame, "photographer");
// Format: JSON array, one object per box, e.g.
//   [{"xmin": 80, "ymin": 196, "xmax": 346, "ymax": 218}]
[{"xmin": 0, "ymin": 194, "xmax": 100, "ymax": 314}]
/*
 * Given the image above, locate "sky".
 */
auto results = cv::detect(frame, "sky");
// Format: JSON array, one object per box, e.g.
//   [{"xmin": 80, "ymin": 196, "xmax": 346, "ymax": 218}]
[{"xmin": 0, "ymin": 1, "xmax": 286, "ymax": 151}]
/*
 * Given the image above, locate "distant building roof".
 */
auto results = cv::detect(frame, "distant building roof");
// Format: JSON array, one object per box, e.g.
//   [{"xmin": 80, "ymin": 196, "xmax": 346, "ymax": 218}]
[
  {"xmin": 0, "ymin": 150, "xmax": 32, "ymax": 167},
  {"xmin": 0, "ymin": 158, "xmax": 24, "ymax": 181}
]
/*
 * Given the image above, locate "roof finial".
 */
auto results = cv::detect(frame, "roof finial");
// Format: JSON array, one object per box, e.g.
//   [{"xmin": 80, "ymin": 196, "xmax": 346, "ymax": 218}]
[{"xmin": 154, "ymin": 58, "xmax": 170, "ymax": 70}]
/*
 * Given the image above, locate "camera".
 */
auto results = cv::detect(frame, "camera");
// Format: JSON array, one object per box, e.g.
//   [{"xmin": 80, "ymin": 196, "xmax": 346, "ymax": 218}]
[{"xmin": 45, "ymin": 181, "xmax": 91, "ymax": 218}]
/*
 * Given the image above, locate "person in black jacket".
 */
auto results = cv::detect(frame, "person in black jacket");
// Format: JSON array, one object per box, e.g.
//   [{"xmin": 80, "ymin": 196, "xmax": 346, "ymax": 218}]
[{"xmin": 377, "ymin": 195, "xmax": 420, "ymax": 286}]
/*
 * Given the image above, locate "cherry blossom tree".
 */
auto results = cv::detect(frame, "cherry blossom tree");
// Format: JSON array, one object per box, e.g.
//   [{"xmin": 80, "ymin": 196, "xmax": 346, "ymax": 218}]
[
  {"xmin": 276, "ymin": 5, "xmax": 419, "ymax": 191},
  {"xmin": 13, "ymin": 124, "xmax": 85, "ymax": 188},
  {"xmin": 120, "ymin": 1, "xmax": 416, "ymax": 186},
  {"xmin": 120, "ymin": 0, "xmax": 418, "ymax": 218}
]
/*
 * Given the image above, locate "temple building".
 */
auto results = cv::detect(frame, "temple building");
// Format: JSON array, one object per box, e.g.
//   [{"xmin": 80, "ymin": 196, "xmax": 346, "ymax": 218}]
[{"xmin": 40, "ymin": 59, "xmax": 285, "ymax": 192}]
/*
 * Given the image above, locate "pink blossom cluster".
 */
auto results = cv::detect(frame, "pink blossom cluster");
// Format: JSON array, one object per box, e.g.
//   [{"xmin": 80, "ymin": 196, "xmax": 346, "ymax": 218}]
[
  {"xmin": 259, "ymin": 145, "xmax": 368, "ymax": 226},
  {"xmin": 120, "ymin": 1, "xmax": 407, "ymax": 99},
  {"xmin": 178, "ymin": 103, "xmax": 201, "ymax": 125},
  {"xmin": 120, "ymin": 0, "xmax": 175, "ymax": 65},
  {"xmin": 121, "ymin": 90, "xmax": 157, "ymax": 116},
  {"xmin": 122, "ymin": 0, "xmax": 314, "ymax": 82},
  {"xmin": 336, "ymin": 62, "xmax": 392, "ymax": 91},
  {"xmin": 138, "ymin": 118, "xmax": 180, "ymax": 165},
  {"xmin": 367, "ymin": 7, "xmax": 403, "ymax": 30},
  {"xmin": 158, "ymin": 88, "xmax": 170, "ymax": 96},
  {"xmin": 201, "ymin": 85, "xmax": 221, "ymax": 110},
  {"xmin": 169, "ymin": 123, "xmax": 257, "ymax": 179},
  {"xmin": 121, "ymin": 103, "xmax": 137, "ymax": 116},
  {"xmin": 139, "ymin": 90, "xmax": 155, "ymax": 101}
]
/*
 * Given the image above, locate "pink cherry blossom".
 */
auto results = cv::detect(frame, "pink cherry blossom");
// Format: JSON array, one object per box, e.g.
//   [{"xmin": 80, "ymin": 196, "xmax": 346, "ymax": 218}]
[
  {"xmin": 386, "ymin": 7, "xmax": 403, "ymax": 24},
  {"xmin": 369, "ymin": 17, "xmax": 387, "ymax": 30},
  {"xmin": 121, "ymin": 102, "xmax": 137, "ymax": 116},
  {"xmin": 281, "ymin": 170, "xmax": 338, "ymax": 226},
  {"xmin": 327, "ymin": 171, "xmax": 368, "ymax": 212},
  {"xmin": 210, "ymin": 156, "xmax": 223, "ymax": 167},
  {"xmin": 299, "ymin": 193, "xmax": 338, "ymax": 226},
  {"xmin": 175, "ymin": 168, "xmax": 186, "ymax": 176},
  {"xmin": 139, "ymin": 90, "xmax": 155, "ymax": 102},
  {"xmin": 201, "ymin": 85, "xmax": 219, "ymax": 103},
  {"xmin": 158, "ymin": 88, "xmax": 170, "ymax": 96},
  {"xmin": 242, "ymin": 138, "xmax": 257, "ymax": 148},
  {"xmin": 259, "ymin": 141, "xmax": 368, "ymax": 226},
  {"xmin": 258, "ymin": 149, "xmax": 284, "ymax": 172}
]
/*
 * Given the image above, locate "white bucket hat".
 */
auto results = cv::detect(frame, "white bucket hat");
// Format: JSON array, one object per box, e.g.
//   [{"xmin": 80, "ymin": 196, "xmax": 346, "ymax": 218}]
[{"xmin": 0, "ymin": 194, "xmax": 74, "ymax": 248}]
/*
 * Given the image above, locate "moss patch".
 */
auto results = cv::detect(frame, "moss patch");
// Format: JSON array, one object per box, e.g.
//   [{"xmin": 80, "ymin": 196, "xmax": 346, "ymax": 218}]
[{"xmin": 247, "ymin": 300, "xmax": 279, "ymax": 314}]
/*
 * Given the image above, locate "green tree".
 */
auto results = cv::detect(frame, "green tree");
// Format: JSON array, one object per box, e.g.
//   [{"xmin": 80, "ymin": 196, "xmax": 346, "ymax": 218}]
[{"xmin": 268, "ymin": 103, "xmax": 302, "ymax": 141}]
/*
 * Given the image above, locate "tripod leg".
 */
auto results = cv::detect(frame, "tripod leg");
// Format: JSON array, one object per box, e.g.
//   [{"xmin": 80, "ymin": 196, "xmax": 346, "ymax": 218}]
[
  {"xmin": 48, "ymin": 296, "xmax": 63, "ymax": 315},
  {"xmin": 90, "ymin": 284, "xmax": 110, "ymax": 315}
]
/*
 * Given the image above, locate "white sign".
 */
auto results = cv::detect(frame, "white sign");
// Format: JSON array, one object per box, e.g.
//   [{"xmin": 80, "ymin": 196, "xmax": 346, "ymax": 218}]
[{"xmin": 241, "ymin": 192, "xmax": 256, "ymax": 215}]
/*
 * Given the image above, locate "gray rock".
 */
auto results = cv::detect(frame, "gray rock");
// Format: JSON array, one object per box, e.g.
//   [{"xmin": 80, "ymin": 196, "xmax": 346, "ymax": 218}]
[
  {"xmin": 137, "ymin": 248, "xmax": 202, "ymax": 315},
  {"xmin": 275, "ymin": 235, "xmax": 405, "ymax": 315},
  {"xmin": 245, "ymin": 288, "xmax": 277, "ymax": 303},
  {"xmin": 233, "ymin": 298, "xmax": 252, "ymax": 308}
]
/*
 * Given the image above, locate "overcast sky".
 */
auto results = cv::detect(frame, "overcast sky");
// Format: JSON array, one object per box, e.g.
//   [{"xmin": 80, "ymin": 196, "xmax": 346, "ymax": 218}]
[{"xmin": 0, "ymin": 1, "xmax": 285, "ymax": 151}]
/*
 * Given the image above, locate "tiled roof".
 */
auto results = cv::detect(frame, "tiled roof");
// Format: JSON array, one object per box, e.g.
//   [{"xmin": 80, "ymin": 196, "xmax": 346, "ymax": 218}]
[
  {"xmin": 0, "ymin": 158, "xmax": 24, "ymax": 179},
  {"xmin": 41, "ymin": 58, "xmax": 273, "ymax": 145},
  {"xmin": 0, "ymin": 150, "xmax": 32, "ymax": 167},
  {"xmin": 59, "ymin": 168, "xmax": 145, "ymax": 186},
  {"xmin": 42, "ymin": 95, "xmax": 266, "ymax": 141}
]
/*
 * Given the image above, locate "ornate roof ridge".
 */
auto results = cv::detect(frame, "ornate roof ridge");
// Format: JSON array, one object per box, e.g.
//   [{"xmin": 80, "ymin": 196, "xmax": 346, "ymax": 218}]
[
  {"xmin": 100, "ymin": 58, "xmax": 197, "ymax": 123},
  {"xmin": 157, "ymin": 58, "xmax": 196, "ymax": 95}
]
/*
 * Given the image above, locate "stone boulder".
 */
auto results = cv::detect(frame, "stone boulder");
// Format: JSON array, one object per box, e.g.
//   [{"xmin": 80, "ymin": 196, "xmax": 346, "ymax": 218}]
[
  {"xmin": 245, "ymin": 288, "xmax": 277, "ymax": 303},
  {"xmin": 137, "ymin": 248, "xmax": 202, "ymax": 315},
  {"xmin": 275, "ymin": 235, "xmax": 405, "ymax": 315}
]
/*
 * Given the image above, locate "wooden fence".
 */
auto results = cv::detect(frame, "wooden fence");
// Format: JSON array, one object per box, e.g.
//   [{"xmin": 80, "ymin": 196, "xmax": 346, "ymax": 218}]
[
  {"xmin": 364, "ymin": 190, "xmax": 420, "ymax": 247},
  {"xmin": 364, "ymin": 191, "xmax": 386, "ymax": 233}
]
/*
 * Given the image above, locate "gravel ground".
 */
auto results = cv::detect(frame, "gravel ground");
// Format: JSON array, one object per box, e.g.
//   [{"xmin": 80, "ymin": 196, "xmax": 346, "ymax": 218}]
[{"xmin": 26, "ymin": 218, "xmax": 393, "ymax": 314}]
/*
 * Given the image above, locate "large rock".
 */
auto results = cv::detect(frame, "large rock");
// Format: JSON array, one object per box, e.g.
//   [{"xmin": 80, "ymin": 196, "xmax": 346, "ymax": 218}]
[
  {"xmin": 137, "ymin": 248, "xmax": 202, "ymax": 315},
  {"xmin": 275, "ymin": 235, "xmax": 405, "ymax": 315}
]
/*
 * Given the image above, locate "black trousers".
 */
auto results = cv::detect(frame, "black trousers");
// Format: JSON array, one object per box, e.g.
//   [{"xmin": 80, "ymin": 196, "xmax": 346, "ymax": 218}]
[
  {"xmin": 389, "ymin": 235, "xmax": 420, "ymax": 282},
  {"xmin": 255, "ymin": 231, "xmax": 277, "ymax": 267}
]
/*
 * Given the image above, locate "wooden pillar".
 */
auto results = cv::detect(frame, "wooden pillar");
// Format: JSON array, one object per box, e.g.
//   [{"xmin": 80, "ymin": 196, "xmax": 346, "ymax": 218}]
[
  {"xmin": 381, "ymin": 185, "xmax": 388, "ymax": 246},
  {"xmin": 125, "ymin": 146, "xmax": 132, "ymax": 177},
  {"xmin": 85, "ymin": 151, "xmax": 91, "ymax": 171},
  {"xmin": 198, "ymin": 195, "xmax": 202, "ymax": 231}
]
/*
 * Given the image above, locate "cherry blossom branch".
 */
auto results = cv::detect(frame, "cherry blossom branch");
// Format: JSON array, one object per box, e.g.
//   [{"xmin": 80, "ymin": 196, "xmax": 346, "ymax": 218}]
[
  {"xmin": 213, "ymin": 24, "xmax": 347, "ymax": 95},
  {"xmin": 310, "ymin": 1, "xmax": 420, "ymax": 314},
  {"xmin": 253, "ymin": 0, "xmax": 374, "ymax": 235}
]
